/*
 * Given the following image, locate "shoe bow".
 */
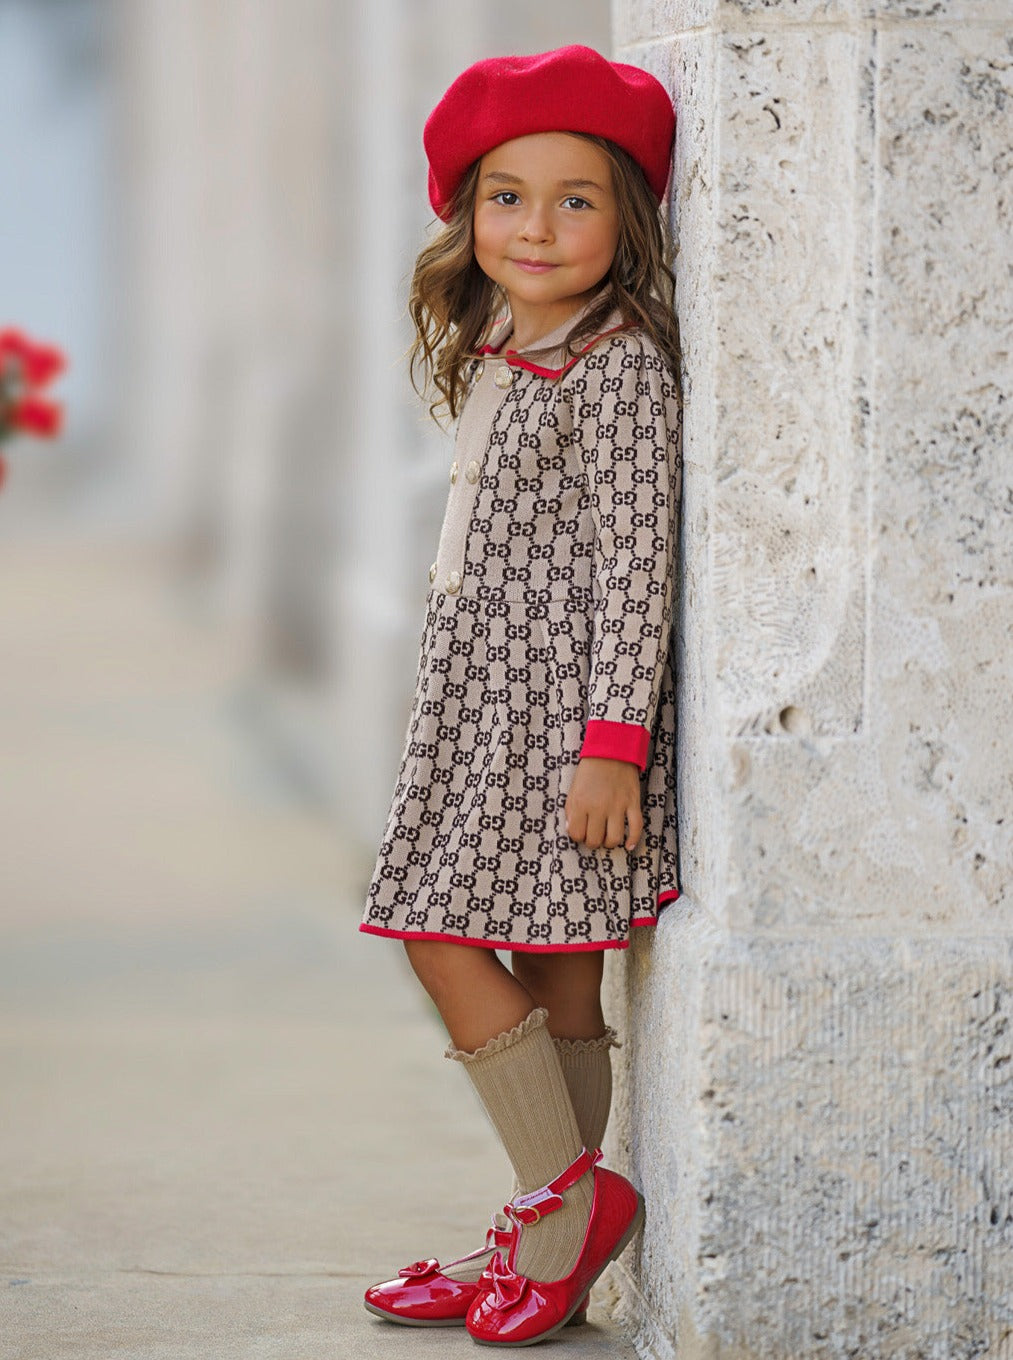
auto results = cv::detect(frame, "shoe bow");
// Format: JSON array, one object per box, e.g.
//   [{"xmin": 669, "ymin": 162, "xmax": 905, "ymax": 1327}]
[
  {"xmin": 485, "ymin": 1250, "xmax": 529, "ymax": 1311},
  {"xmin": 397, "ymin": 1258, "xmax": 439, "ymax": 1279}
]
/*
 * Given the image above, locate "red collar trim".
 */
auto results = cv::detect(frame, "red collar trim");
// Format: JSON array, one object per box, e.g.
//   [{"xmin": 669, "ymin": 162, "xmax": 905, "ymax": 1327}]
[{"xmin": 476, "ymin": 322, "xmax": 636, "ymax": 380}]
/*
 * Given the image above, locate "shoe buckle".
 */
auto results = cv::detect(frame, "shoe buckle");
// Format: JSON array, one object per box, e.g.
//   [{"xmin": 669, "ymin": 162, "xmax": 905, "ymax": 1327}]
[
  {"xmin": 509, "ymin": 1203, "xmax": 541, "ymax": 1226},
  {"xmin": 507, "ymin": 1186, "xmax": 563, "ymax": 1227}
]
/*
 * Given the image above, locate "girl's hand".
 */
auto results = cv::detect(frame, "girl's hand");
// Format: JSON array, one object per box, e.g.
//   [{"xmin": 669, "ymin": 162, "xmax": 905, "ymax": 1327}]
[{"xmin": 565, "ymin": 757, "xmax": 644, "ymax": 852}]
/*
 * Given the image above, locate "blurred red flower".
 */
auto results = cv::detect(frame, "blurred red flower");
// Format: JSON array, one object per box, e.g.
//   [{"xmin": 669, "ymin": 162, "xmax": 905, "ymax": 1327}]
[{"xmin": 0, "ymin": 327, "xmax": 68, "ymax": 489}]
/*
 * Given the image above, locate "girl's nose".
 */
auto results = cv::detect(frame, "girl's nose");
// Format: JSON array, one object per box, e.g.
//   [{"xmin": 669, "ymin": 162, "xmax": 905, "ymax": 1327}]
[{"xmin": 519, "ymin": 205, "xmax": 553, "ymax": 243}]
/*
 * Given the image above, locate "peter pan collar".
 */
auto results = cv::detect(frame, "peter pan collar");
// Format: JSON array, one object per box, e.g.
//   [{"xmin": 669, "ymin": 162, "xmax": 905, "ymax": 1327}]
[{"xmin": 477, "ymin": 290, "xmax": 634, "ymax": 381}]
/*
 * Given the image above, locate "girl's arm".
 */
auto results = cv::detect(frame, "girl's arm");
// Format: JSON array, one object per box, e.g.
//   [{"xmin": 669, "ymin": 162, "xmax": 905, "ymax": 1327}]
[{"xmin": 570, "ymin": 332, "xmax": 683, "ymax": 775}]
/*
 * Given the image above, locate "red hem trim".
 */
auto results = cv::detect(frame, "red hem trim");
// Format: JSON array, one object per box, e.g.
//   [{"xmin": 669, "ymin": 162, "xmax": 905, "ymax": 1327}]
[
  {"xmin": 579, "ymin": 720, "xmax": 651, "ymax": 772},
  {"xmin": 361, "ymin": 889, "xmax": 678, "ymax": 951},
  {"xmin": 477, "ymin": 323, "xmax": 635, "ymax": 380},
  {"xmin": 632, "ymin": 889, "xmax": 680, "ymax": 928},
  {"xmin": 359, "ymin": 923, "xmax": 629, "ymax": 953}
]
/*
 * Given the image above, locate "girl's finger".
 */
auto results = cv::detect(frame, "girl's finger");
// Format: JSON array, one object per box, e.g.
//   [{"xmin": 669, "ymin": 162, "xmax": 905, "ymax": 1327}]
[
  {"xmin": 606, "ymin": 808, "xmax": 626, "ymax": 849},
  {"xmin": 626, "ymin": 805, "xmax": 644, "ymax": 850},
  {"xmin": 584, "ymin": 812, "xmax": 606, "ymax": 850}
]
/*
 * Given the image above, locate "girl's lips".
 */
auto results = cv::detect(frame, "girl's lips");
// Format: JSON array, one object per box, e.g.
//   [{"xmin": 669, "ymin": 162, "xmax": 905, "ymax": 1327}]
[{"xmin": 512, "ymin": 259, "xmax": 558, "ymax": 274}]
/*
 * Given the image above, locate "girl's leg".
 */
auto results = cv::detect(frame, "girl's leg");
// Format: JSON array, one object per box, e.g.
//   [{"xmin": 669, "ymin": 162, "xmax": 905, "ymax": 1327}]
[{"xmin": 403, "ymin": 939, "xmax": 593, "ymax": 1284}]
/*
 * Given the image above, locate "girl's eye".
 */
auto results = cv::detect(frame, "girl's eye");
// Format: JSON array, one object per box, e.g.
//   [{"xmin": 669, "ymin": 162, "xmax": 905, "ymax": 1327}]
[{"xmin": 488, "ymin": 192, "xmax": 592, "ymax": 209}]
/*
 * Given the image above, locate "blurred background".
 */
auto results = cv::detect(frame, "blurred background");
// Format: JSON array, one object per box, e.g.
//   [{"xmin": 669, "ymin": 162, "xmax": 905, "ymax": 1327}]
[
  {"xmin": 0, "ymin": 0, "xmax": 609, "ymax": 935},
  {"xmin": 0, "ymin": 5, "xmax": 636, "ymax": 1354}
]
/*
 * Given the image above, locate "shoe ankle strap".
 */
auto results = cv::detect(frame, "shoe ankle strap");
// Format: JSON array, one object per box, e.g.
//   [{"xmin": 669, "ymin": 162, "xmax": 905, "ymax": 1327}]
[{"xmin": 505, "ymin": 1147, "xmax": 602, "ymax": 1227}]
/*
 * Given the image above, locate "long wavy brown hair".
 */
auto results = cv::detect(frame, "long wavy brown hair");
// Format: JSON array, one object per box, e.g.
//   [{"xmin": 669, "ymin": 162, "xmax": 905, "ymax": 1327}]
[{"xmin": 407, "ymin": 134, "xmax": 683, "ymax": 425}]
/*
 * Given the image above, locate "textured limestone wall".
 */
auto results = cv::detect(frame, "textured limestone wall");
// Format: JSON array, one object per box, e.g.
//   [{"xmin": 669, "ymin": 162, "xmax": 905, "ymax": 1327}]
[{"xmin": 605, "ymin": 2, "xmax": 1013, "ymax": 1357}]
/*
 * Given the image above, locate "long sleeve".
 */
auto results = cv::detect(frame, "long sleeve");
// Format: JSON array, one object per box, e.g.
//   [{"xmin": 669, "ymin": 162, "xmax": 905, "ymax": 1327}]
[{"xmin": 567, "ymin": 333, "xmax": 682, "ymax": 772}]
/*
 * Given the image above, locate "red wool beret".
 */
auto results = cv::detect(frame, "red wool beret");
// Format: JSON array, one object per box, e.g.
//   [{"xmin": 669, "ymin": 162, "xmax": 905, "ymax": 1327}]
[{"xmin": 424, "ymin": 45, "xmax": 676, "ymax": 221}]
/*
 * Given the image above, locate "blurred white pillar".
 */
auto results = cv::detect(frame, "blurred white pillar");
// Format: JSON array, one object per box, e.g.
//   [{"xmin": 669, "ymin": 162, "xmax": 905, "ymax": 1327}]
[{"xmin": 112, "ymin": 0, "xmax": 209, "ymax": 549}]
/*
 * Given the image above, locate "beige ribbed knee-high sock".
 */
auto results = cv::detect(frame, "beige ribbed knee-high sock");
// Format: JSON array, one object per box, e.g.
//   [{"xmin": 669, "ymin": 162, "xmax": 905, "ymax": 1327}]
[
  {"xmin": 553, "ymin": 1027, "xmax": 619, "ymax": 1155},
  {"xmin": 439, "ymin": 1024, "xmax": 619, "ymax": 1284},
  {"xmin": 446, "ymin": 1007, "xmax": 595, "ymax": 1283}
]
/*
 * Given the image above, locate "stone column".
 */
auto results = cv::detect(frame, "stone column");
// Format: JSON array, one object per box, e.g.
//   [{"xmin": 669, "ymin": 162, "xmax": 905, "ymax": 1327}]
[{"xmin": 605, "ymin": 3, "xmax": 1012, "ymax": 1357}]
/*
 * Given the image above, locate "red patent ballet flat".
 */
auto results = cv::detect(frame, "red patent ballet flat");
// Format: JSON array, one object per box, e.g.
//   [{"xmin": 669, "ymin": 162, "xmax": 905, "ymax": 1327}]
[
  {"xmin": 363, "ymin": 1218, "xmax": 590, "ymax": 1328},
  {"xmin": 465, "ymin": 1147, "xmax": 645, "ymax": 1347}
]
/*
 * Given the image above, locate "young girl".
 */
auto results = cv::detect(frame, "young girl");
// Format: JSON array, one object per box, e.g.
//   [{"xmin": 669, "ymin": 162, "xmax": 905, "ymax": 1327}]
[{"xmin": 360, "ymin": 45, "xmax": 682, "ymax": 1347}]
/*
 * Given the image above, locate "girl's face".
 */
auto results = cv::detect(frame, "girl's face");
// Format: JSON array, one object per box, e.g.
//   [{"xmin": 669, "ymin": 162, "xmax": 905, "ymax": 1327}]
[{"xmin": 473, "ymin": 132, "xmax": 620, "ymax": 340}]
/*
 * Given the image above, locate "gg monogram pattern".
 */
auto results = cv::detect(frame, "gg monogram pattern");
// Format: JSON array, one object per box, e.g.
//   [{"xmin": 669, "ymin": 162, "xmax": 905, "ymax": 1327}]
[{"xmin": 361, "ymin": 300, "xmax": 683, "ymax": 952}]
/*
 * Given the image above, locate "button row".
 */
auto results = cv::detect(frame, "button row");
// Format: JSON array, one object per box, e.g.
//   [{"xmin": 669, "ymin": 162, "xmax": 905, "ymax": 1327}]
[{"xmin": 432, "ymin": 364, "xmax": 503, "ymax": 590}]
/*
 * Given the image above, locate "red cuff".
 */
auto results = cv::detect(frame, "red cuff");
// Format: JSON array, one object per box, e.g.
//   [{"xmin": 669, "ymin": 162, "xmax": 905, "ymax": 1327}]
[{"xmin": 579, "ymin": 720, "xmax": 650, "ymax": 772}]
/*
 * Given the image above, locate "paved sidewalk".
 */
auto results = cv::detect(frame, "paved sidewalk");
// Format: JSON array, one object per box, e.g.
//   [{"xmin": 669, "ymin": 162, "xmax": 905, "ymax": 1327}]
[{"xmin": 0, "ymin": 537, "xmax": 637, "ymax": 1360}]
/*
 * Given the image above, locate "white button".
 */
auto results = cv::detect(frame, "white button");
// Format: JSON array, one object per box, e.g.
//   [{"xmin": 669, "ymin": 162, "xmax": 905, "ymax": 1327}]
[
  {"xmin": 494, "ymin": 366, "xmax": 514, "ymax": 388},
  {"xmin": 465, "ymin": 460, "xmax": 481, "ymax": 484},
  {"xmin": 445, "ymin": 570, "xmax": 462, "ymax": 594},
  {"xmin": 428, "ymin": 561, "xmax": 437, "ymax": 583},
  {"xmin": 450, "ymin": 461, "xmax": 459, "ymax": 484}
]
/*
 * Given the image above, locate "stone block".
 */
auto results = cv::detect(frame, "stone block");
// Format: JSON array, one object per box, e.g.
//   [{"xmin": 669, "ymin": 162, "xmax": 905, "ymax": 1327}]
[{"xmin": 605, "ymin": 910, "xmax": 1013, "ymax": 1359}]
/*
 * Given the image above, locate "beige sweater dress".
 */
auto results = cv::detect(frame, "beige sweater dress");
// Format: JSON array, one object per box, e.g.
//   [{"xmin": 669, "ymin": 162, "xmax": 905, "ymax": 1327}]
[{"xmin": 360, "ymin": 290, "xmax": 682, "ymax": 952}]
